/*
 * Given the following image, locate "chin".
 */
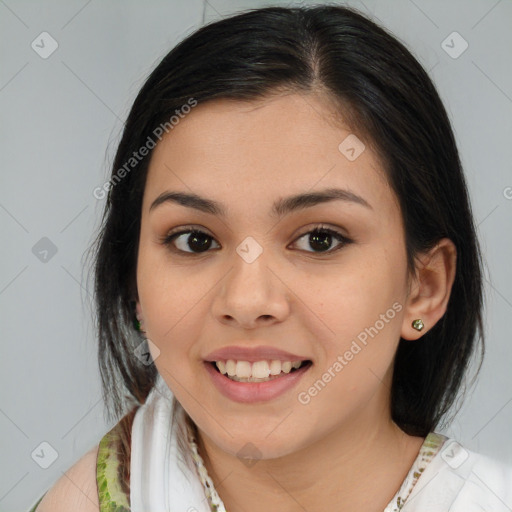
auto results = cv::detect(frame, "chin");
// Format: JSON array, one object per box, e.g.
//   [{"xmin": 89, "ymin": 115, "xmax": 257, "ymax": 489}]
[{"xmin": 202, "ymin": 427, "xmax": 306, "ymax": 462}]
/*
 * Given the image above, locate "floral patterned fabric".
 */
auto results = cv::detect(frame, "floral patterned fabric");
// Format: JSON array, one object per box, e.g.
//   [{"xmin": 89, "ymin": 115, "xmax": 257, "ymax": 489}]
[{"xmin": 96, "ymin": 420, "xmax": 131, "ymax": 512}]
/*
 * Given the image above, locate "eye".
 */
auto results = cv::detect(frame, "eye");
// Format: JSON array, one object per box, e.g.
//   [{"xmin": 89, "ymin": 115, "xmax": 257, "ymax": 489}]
[
  {"xmin": 161, "ymin": 227, "xmax": 220, "ymax": 254},
  {"xmin": 292, "ymin": 225, "xmax": 352, "ymax": 254}
]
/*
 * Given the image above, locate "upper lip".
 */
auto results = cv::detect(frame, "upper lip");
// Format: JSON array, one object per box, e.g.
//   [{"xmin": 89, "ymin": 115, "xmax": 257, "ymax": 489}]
[{"xmin": 204, "ymin": 345, "xmax": 310, "ymax": 363}]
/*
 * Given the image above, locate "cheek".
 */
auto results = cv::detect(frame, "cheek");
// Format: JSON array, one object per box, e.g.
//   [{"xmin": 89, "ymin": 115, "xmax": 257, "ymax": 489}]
[
  {"xmin": 320, "ymin": 257, "xmax": 403, "ymax": 328},
  {"xmin": 136, "ymin": 245, "xmax": 209, "ymax": 356},
  {"xmin": 294, "ymin": 279, "xmax": 403, "ymax": 426},
  {"xmin": 309, "ymin": 250, "xmax": 406, "ymax": 378}
]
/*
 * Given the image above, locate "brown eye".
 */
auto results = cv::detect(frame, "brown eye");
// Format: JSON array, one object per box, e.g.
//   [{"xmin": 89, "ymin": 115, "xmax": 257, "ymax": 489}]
[
  {"xmin": 163, "ymin": 229, "xmax": 220, "ymax": 254},
  {"xmin": 293, "ymin": 226, "xmax": 352, "ymax": 254}
]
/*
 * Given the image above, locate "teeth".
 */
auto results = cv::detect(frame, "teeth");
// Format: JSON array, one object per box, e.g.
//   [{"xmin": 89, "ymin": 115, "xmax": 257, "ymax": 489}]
[
  {"xmin": 281, "ymin": 361, "xmax": 292, "ymax": 373},
  {"xmin": 269, "ymin": 360, "xmax": 281, "ymax": 375},
  {"xmin": 235, "ymin": 361, "xmax": 252, "ymax": 378},
  {"xmin": 214, "ymin": 359, "xmax": 306, "ymax": 381},
  {"xmin": 252, "ymin": 361, "xmax": 270, "ymax": 379},
  {"xmin": 225, "ymin": 360, "xmax": 236, "ymax": 376},
  {"xmin": 216, "ymin": 360, "xmax": 227, "ymax": 374}
]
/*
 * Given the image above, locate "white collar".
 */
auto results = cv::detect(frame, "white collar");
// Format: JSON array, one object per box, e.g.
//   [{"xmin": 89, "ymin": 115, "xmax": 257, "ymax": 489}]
[{"xmin": 130, "ymin": 372, "xmax": 215, "ymax": 512}]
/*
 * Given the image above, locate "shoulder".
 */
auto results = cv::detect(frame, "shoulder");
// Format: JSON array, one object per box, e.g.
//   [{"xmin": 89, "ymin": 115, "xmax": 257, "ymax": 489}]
[
  {"xmin": 409, "ymin": 436, "xmax": 512, "ymax": 511},
  {"xmin": 34, "ymin": 443, "xmax": 100, "ymax": 512},
  {"xmin": 460, "ymin": 448, "xmax": 512, "ymax": 501}
]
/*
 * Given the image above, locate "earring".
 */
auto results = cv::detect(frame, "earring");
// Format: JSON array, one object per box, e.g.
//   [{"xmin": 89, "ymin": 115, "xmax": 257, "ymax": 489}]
[
  {"xmin": 134, "ymin": 318, "xmax": 146, "ymax": 333},
  {"xmin": 412, "ymin": 319, "xmax": 424, "ymax": 331}
]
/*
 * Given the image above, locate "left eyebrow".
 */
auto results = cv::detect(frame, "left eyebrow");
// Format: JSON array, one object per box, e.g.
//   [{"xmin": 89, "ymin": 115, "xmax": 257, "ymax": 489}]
[
  {"xmin": 149, "ymin": 187, "xmax": 373, "ymax": 217},
  {"xmin": 271, "ymin": 187, "xmax": 373, "ymax": 217}
]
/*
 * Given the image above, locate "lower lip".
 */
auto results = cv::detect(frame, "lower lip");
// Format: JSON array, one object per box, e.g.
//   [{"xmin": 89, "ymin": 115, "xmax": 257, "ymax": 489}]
[{"xmin": 204, "ymin": 361, "xmax": 312, "ymax": 403}]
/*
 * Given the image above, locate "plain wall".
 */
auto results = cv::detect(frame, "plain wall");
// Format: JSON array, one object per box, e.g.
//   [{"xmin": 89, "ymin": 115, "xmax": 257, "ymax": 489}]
[{"xmin": 1, "ymin": 1, "xmax": 511, "ymax": 510}]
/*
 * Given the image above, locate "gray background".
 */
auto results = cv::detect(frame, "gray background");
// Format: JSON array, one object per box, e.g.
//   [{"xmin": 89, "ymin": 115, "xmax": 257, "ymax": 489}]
[{"xmin": 1, "ymin": 0, "xmax": 511, "ymax": 510}]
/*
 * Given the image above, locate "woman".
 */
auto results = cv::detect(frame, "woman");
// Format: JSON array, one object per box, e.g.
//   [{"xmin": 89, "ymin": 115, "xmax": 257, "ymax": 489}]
[{"xmin": 32, "ymin": 4, "xmax": 512, "ymax": 511}]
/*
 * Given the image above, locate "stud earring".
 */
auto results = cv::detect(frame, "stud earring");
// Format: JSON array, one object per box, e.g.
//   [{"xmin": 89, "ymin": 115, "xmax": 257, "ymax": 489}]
[
  {"xmin": 412, "ymin": 319, "xmax": 424, "ymax": 331},
  {"xmin": 134, "ymin": 318, "xmax": 145, "ymax": 333}
]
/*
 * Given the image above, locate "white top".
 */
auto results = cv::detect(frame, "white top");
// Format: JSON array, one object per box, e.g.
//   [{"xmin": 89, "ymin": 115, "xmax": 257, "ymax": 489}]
[{"xmin": 130, "ymin": 373, "xmax": 512, "ymax": 511}]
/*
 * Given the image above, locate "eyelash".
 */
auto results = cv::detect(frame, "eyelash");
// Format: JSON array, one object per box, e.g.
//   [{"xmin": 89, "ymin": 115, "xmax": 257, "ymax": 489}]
[{"xmin": 159, "ymin": 224, "xmax": 353, "ymax": 256}]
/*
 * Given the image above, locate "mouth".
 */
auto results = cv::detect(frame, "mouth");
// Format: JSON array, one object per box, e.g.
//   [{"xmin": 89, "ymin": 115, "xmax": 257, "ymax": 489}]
[{"xmin": 204, "ymin": 358, "xmax": 313, "ymax": 403}]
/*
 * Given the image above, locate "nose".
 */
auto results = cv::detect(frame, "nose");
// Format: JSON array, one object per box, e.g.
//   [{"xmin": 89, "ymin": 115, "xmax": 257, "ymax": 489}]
[{"xmin": 211, "ymin": 250, "xmax": 291, "ymax": 329}]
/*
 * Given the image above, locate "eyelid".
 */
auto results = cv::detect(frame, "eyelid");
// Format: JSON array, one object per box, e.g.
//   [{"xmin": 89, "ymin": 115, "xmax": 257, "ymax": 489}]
[
  {"xmin": 164, "ymin": 224, "xmax": 212, "ymax": 238},
  {"xmin": 293, "ymin": 222, "xmax": 350, "ymax": 239}
]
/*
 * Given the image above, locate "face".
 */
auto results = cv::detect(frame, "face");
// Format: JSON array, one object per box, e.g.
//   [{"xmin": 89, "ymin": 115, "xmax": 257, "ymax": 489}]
[{"xmin": 135, "ymin": 92, "xmax": 412, "ymax": 460}]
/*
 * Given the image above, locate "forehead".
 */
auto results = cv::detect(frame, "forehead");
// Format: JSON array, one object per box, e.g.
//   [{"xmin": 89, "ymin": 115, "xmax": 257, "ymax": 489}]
[{"xmin": 143, "ymin": 93, "xmax": 397, "ymax": 218}]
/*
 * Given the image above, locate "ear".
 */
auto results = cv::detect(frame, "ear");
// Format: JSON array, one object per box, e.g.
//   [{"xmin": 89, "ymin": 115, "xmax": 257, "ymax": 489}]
[{"xmin": 401, "ymin": 238, "xmax": 457, "ymax": 340}]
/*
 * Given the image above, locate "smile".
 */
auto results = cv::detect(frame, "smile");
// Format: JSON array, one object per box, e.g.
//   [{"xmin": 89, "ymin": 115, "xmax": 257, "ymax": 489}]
[{"xmin": 204, "ymin": 359, "xmax": 313, "ymax": 403}]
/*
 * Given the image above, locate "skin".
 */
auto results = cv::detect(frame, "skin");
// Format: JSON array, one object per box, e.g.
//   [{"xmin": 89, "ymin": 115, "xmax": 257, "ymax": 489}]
[{"xmin": 135, "ymin": 92, "xmax": 457, "ymax": 512}]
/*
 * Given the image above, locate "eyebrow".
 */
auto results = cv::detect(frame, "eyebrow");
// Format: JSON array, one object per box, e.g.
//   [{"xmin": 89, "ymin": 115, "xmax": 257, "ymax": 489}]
[{"xmin": 149, "ymin": 187, "xmax": 372, "ymax": 217}]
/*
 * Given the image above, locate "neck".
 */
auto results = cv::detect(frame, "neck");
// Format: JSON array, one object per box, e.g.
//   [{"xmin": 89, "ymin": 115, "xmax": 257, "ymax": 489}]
[{"xmin": 196, "ymin": 405, "xmax": 425, "ymax": 512}]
